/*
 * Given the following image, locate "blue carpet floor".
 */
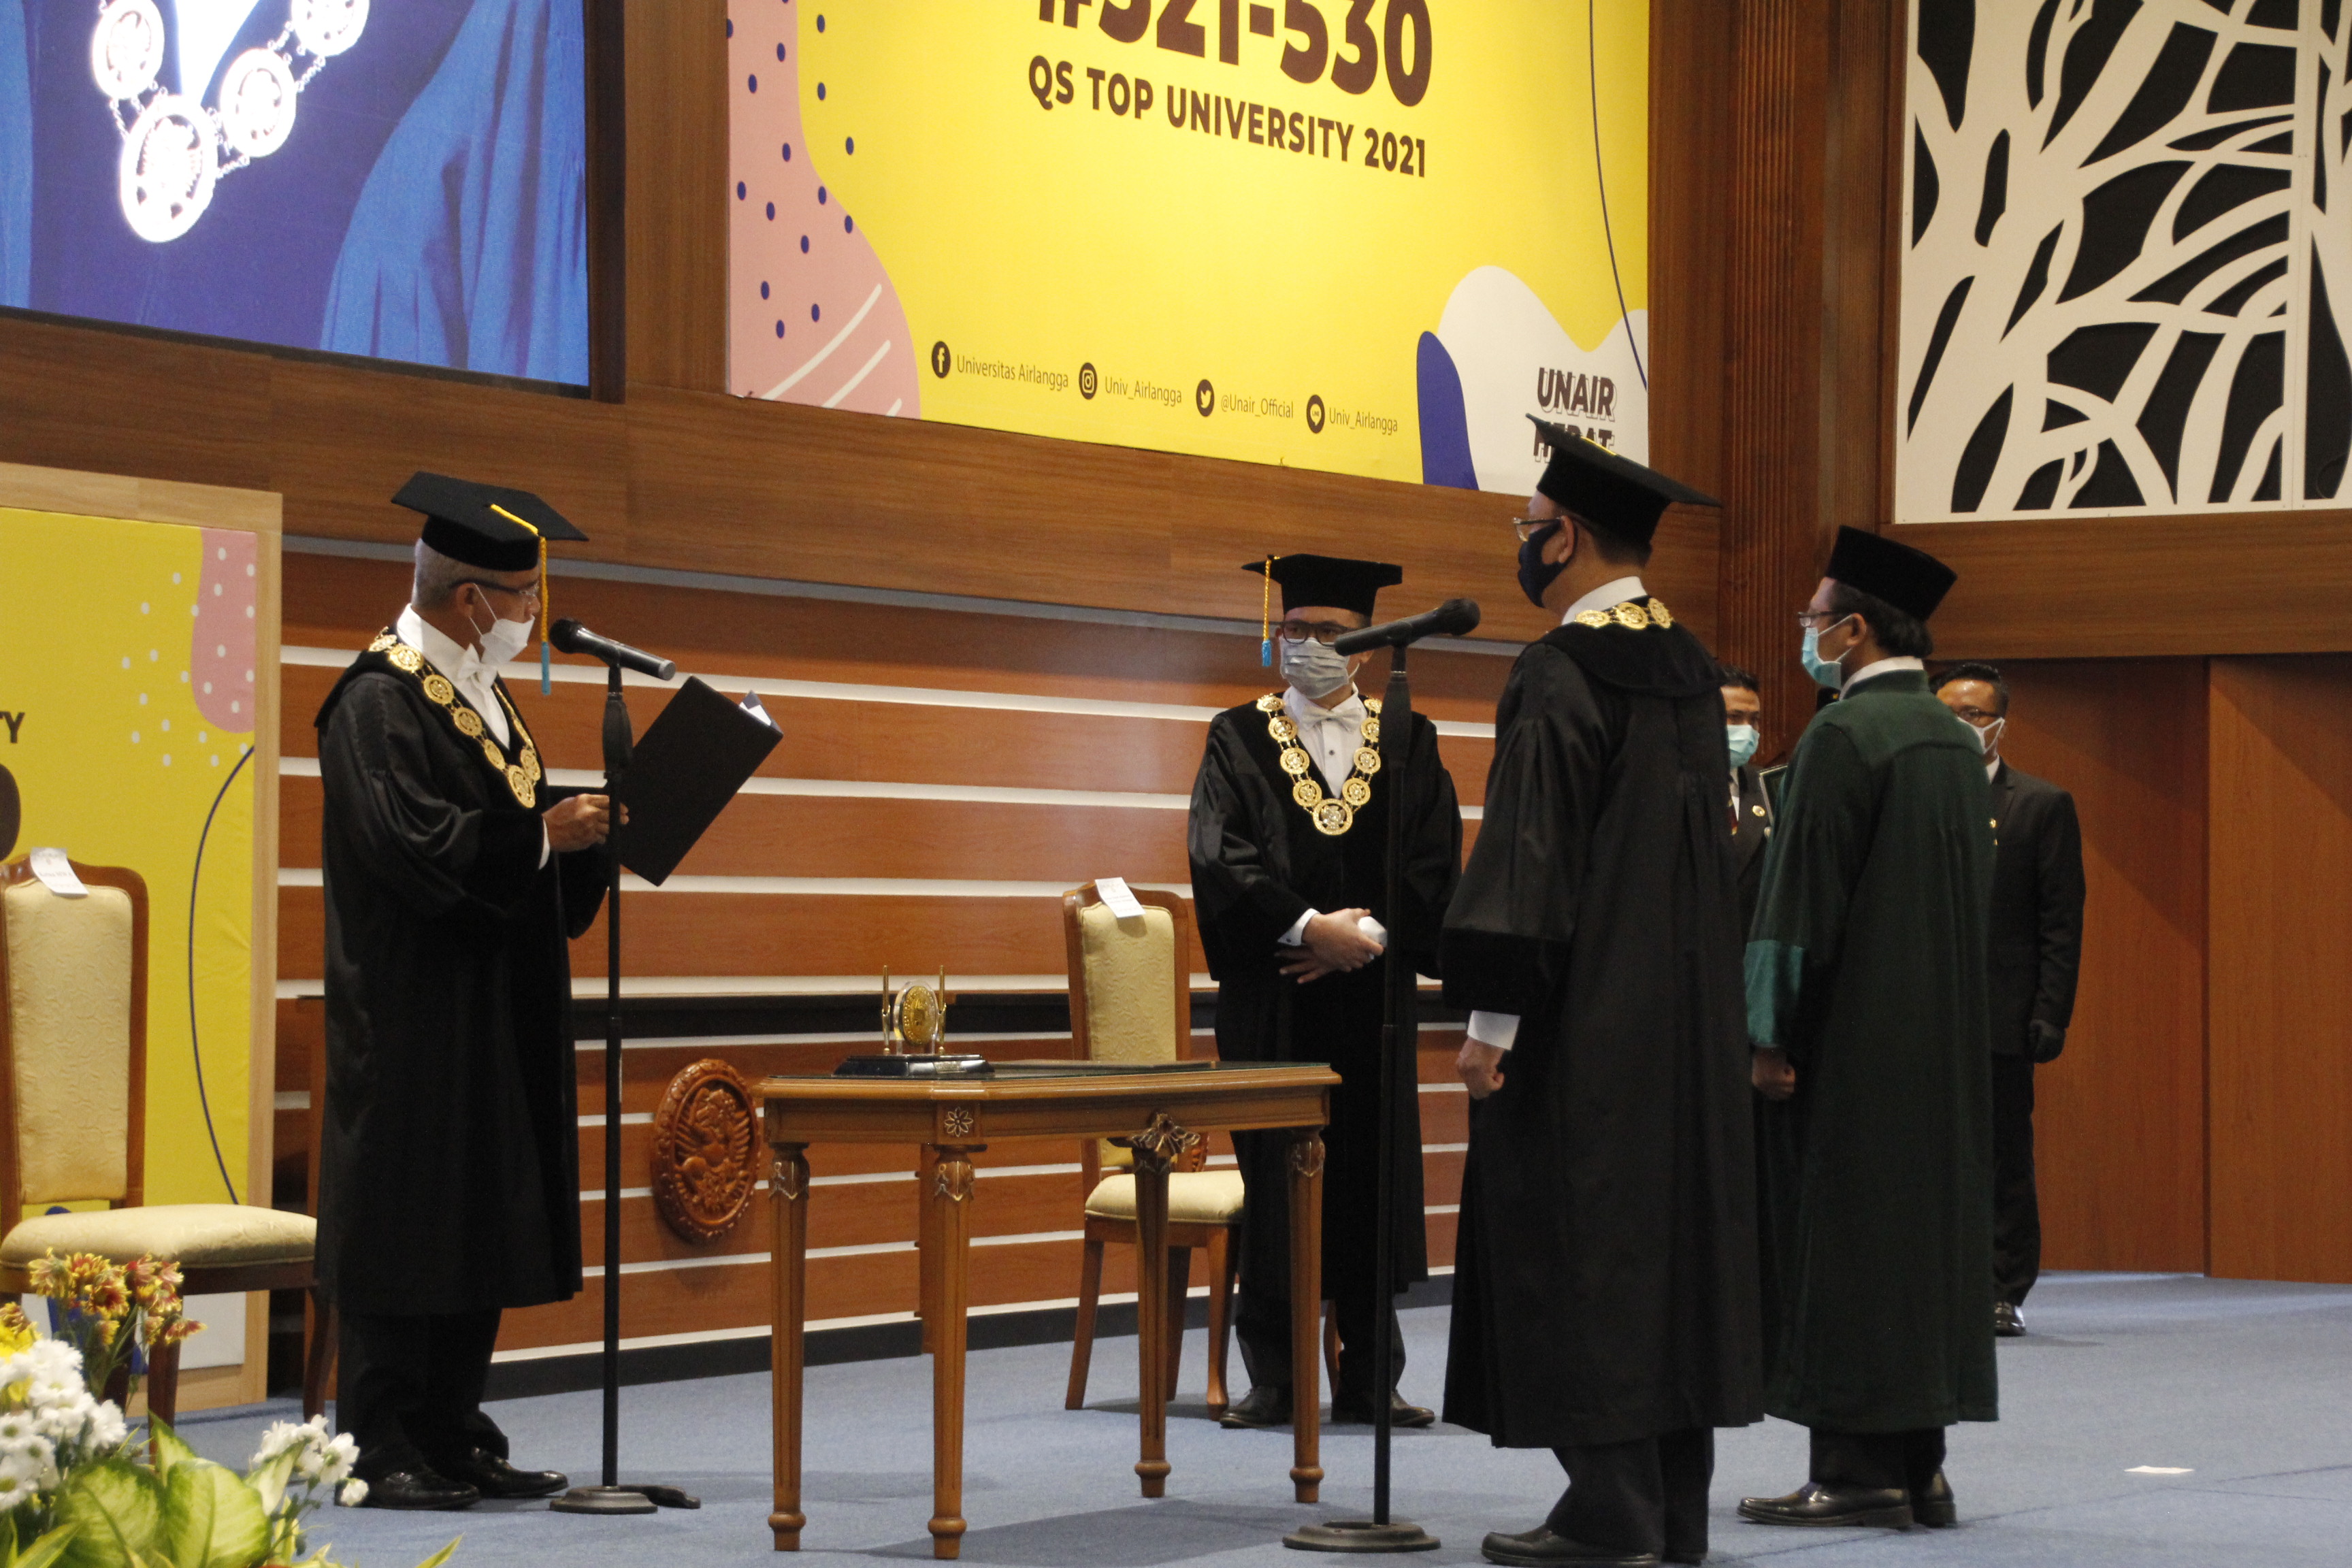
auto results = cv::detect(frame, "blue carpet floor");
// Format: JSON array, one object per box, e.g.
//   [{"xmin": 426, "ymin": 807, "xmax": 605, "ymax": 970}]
[{"xmin": 176, "ymin": 1272, "xmax": 2352, "ymax": 1567}]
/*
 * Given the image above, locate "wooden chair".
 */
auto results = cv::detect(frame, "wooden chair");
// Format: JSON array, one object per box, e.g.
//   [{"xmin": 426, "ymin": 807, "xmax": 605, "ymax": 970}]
[
  {"xmin": 1060, "ymin": 881, "xmax": 1242, "ymax": 1416},
  {"xmin": 0, "ymin": 859, "xmax": 330, "ymax": 1424}
]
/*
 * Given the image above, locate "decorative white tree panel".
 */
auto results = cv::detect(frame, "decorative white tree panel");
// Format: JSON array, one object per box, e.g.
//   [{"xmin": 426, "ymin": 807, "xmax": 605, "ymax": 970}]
[{"xmin": 1897, "ymin": 0, "xmax": 2352, "ymax": 521}]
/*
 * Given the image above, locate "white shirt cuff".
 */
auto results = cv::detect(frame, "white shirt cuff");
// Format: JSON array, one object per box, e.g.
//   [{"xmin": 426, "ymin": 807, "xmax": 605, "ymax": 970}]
[
  {"xmin": 1279, "ymin": 909, "xmax": 1319, "ymax": 947},
  {"xmin": 539, "ymin": 822, "xmax": 552, "ymax": 870},
  {"xmin": 1468, "ymin": 1011, "xmax": 1520, "ymax": 1051}
]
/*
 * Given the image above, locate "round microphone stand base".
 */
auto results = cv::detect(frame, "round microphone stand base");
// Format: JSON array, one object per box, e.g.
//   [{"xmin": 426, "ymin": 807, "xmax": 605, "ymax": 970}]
[
  {"xmin": 1284, "ymin": 1519, "xmax": 1441, "ymax": 1553},
  {"xmin": 550, "ymin": 1482, "xmax": 702, "ymax": 1514}
]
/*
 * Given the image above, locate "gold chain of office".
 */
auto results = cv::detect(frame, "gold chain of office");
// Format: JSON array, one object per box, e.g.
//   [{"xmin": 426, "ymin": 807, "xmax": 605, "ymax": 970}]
[
  {"xmin": 370, "ymin": 632, "xmax": 542, "ymax": 808},
  {"xmin": 1259, "ymin": 693, "xmax": 1382, "ymax": 837},
  {"xmin": 1574, "ymin": 598, "xmax": 1675, "ymax": 630}
]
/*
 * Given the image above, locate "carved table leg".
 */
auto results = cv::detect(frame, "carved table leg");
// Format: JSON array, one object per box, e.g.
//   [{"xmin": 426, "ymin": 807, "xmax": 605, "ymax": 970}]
[
  {"xmin": 770, "ymin": 1143, "xmax": 811, "ymax": 1550},
  {"xmin": 1130, "ymin": 1137, "xmax": 1174, "ymax": 1499},
  {"xmin": 916, "ymin": 1145, "xmax": 940, "ymax": 1355},
  {"xmin": 1287, "ymin": 1129, "xmax": 1325, "ymax": 1503},
  {"xmin": 928, "ymin": 1145, "xmax": 977, "ymax": 1559}
]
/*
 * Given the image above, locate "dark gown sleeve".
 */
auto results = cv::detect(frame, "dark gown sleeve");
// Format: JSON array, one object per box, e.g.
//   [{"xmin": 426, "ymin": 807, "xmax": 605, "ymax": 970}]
[
  {"xmin": 1743, "ymin": 722, "xmax": 1874, "ymax": 1049},
  {"xmin": 2032, "ymin": 788, "xmax": 2086, "ymax": 1032},
  {"xmin": 558, "ymin": 847, "xmax": 608, "ymax": 939},
  {"xmin": 320, "ymin": 676, "xmax": 546, "ymax": 918},
  {"xmin": 1188, "ymin": 715, "xmax": 1311, "ymax": 974},
  {"xmin": 1439, "ymin": 647, "xmax": 1616, "ymax": 1022},
  {"xmin": 1395, "ymin": 715, "xmax": 1463, "ymax": 975}
]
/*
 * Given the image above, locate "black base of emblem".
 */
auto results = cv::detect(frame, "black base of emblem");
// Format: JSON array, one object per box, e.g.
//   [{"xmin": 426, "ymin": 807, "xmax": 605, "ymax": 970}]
[{"xmin": 832, "ymin": 1054, "xmax": 996, "ymax": 1078}]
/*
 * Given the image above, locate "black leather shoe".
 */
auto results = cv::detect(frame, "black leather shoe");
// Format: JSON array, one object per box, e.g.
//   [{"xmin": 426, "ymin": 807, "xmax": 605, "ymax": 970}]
[
  {"xmin": 434, "ymin": 1448, "xmax": 568, "ymax": 1499},
  {"xmin": 1995, "ymin": 1301, "xmax": 2026, "ymax": 1337},
  {"xmin": 1480, "ymin": 1525, "xmax": 1658, "ymax": 1566},
  {"xmin": 1330, "ymin": 1390, "xmax": 1437, "ymax": 1428},
  {"xmin": 1218, "ymin": 1384, "xmax": 1293, "ymax": 1429},
  {"xmin": 358, "ymin": 1469, "xmax": 480, "ymax": 1511},
  {"xmin": 1738, "ymin": 1482, "xmax": 1912, "ymax": 1529},
  {"xmin": 1911, "ymin": 1469, "xmax": 1957, "ymax": 1527},
  {"xmin": 1663, "ymin": 1550, "xmax": 1705, "ymax": 1565}
]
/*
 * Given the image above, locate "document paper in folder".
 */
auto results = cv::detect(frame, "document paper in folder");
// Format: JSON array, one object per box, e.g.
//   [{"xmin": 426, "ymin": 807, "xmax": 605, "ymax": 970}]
[{"xmin": 614, "ymin": 676, "xmax": 781, "ymax": 885}]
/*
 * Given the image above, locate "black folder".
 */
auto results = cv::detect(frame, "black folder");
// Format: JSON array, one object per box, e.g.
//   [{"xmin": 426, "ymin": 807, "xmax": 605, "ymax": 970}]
[{"xmin": 613, "ymin": 677, "xmax": 781, "ymax": 885}]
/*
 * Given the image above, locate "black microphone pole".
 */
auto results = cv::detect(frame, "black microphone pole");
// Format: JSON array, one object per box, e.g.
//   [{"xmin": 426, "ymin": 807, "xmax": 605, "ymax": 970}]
[
  {"xmin": 1289, "ymin": 601, "xmax": 1476, "ymax": 1556},
  {"xmin": 552, "ymin": 642, "xmax": 696, "ymax": 1516}
]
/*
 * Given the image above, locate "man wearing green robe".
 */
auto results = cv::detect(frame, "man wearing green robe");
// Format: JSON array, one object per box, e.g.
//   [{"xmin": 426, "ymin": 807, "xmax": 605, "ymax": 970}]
[{"xmin": 1739, "ymin": 527, "xmax": 1997, "ymax": 1533}]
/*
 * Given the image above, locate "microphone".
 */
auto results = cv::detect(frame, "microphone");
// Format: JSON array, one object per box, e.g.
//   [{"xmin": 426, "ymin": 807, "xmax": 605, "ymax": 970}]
[
  {"xmin": 1332, "ymin": 598, "xmax": 1482, "ymax": 655},
  {"xmin": 549, "ymin": 618, "xmax": 677, "ymax": 681}
]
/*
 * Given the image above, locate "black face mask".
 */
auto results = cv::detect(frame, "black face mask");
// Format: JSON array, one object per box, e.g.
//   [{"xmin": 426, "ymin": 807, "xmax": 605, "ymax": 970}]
[{"xmin": 1518, "ymin": 523, "xmax": 1569, "ymax": 608}]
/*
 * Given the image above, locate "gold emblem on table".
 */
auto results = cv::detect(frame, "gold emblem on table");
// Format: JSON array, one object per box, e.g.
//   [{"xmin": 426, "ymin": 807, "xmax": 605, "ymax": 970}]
[
  {"xmin": 650, "ymin": 1058, "xmax": 759, "ymax": 1243},
  {"xmin": 1261, "ymin": 693, "xmax": 1384, "ymax": 837}
]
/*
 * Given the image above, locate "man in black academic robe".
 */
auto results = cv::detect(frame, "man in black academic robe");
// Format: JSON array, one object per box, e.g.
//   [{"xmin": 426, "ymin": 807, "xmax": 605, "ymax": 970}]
[
  {"xmin": 1742, "ymin": 527, "xmax": 1995, "ymax": 1533},
  {"xmin": 318, "ymin": 475, "xmax": 610, "ymax": 1509},
  {"xmin": 1445, "ymin": 425, "xmax": 1761, "ymax": 1568},
  {"xmin": 1188, "ymin": 553, "xmax": 1461, "ymax": 1429},
  {"xmin": 1935, "ymin": 662, "xmax": 2085, "ymax": 1335},
  {"xmin": 1721, "ymin": 666, "xmax": 1774, "ymax": 928}
]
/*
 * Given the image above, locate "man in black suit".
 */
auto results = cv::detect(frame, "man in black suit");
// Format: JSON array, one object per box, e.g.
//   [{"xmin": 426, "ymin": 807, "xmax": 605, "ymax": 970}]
[
  {"xmin": 1720, "ymin": 666, "xmax": 1774, "ymax": 928},
  {"xmin": 1935, "ymin": 663, "xmax": 2085, "ymax": 1337}
]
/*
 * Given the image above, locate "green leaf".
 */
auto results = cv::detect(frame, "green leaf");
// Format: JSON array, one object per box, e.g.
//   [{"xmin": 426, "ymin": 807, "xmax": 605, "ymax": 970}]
[
  {"xmin": 410, "ymin": 1537, "xmax": 462, "ymax": 1568},
  {"xmin": 159, "ymin": 1463, "xmax": 267, "ymax": 1568},
  {"xmin": 144, "ymin": 1422, "xmax": 195, "ymax": 1482},
  {"xmin": 14, "ymin": 1524, "xmax": 79, "ymax": 1568},
  {"xmin": 53, "ymin": 1461, "xmax": 163, "ymax": 1568},
  {"xmin": 239, "ymin": 1453, "xmax": 296, "ymax": 1520}
]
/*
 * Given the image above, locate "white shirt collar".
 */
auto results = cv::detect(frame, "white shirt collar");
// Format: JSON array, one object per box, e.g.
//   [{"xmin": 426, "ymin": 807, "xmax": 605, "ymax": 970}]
[
  {"xmin": 1283, "ymin": 685, "xmax": 1365, "ymax": 725},
  {"xmin": 397, "ymin": 605, "xmax": 484, "ymax": 687},
  {"xmin": 1558, "ymin": 576, "xmax": 1648, "ymax": 625},
  {"xmin": 1846, "ymin": 655, "xmax": 1924, "ymax": 689},
  {"xmin": 1987, "ymin": 755, "xmax": 2003, "ymax": 781}
]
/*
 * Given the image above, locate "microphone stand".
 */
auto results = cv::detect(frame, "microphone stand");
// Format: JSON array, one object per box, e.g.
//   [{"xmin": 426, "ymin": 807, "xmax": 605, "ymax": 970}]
[
  {"xmin": 1288, "ymin": 632, "xmax": 1451, "ymax": 1555},
  {"xmin": 552, "ymin": 660, "xmax": 699, "ymax": 1515}
]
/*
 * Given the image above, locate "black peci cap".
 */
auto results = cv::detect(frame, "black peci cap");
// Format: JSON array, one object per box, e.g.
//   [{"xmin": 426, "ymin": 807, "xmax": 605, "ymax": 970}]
[
  {"xmin": 1529, "ymin": 417, "xmax": 1720, "ymax": 550},
  {"xmin": 393, "ymin": 472, "xmax": 587, "ymax": 573},
  {"xmin": 1824, "ymin": 525, "xmax": 1958, "ymax": 621},
  {"xmin": 1239, "ymin": 554, "xmax": 1405, "ymax": 617}
]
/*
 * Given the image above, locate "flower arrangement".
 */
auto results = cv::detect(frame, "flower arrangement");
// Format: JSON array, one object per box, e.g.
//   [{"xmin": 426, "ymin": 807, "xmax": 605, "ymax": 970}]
[{"xmin": 2, "ymin": 1256, "xmax": 458, "ymax": 1568}]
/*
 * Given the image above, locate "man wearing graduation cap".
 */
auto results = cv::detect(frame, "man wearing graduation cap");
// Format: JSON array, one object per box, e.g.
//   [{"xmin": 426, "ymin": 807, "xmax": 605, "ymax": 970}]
[
  {"xmin": 1443, "ymin": 421, "xmax": 1761, "ymax": 1567},
  {"xmin": 1739, "ymin": 526, "xmax": 1996, "ymax": 1532},
  {"xmin": 314, "ymin": 474, "xmax": 610, "ymax": 1509},
  {"xmin": 1188, "ymin": 555, "xmax": 1463, "ymax": 1430}
]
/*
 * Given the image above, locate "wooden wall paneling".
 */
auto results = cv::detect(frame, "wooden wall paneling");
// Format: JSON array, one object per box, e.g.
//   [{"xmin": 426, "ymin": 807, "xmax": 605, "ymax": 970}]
[
  {"xmin": 1647, "ymin": 0, "xmax": 1733, "ymax": 510},
  {"xmin": 585, "ymin": 0, "xmax": 629, "ymax": 402},
  {"xmin": 1995, "ymin": 660, "xmax": 2208, "ymax": 1273},
  {"xmin": 624, "ymin": 0, "xmax": 728, "ymax": 392},
  {"xmin": 0, "ymin": 318, "xmax": 278, "ymax": 492},
  {"xmin": 2207, "ymin": 657, "xmax": 2352, "ymax": 1283}
]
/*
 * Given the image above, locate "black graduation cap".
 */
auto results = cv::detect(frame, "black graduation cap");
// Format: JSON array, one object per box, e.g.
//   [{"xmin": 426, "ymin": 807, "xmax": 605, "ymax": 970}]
[
  {"xmin": 1824, "ymin": 525, "xmax": 1958, "ymax": 621},
  {"xmin": 1239, "ymin": 553, "xmax": 1404, "ymax": 617},
  {"xmin": 1529, "ymin": 416, "xmax": 1720, "ymax": 550},
  {"xmin": 393, "ymin": 471, "xmax": 587, "ymax": 573}
]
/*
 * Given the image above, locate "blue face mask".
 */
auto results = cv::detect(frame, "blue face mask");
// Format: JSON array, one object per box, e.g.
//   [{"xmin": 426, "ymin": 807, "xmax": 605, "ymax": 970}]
[
  {"xmin": 1727, "ymin": 724, "xmax": 1760, "ymax": 770},
  {"xmin": 1518, "ymin": 523, "xmax": 1570, "ymax": 608},
  {"xmin": 1801, "ymin": 621, "xmax": 1849, "ymax": 690}
]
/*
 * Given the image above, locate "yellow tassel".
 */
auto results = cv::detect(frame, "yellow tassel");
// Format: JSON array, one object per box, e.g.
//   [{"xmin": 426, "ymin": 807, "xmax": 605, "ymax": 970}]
[
  {"xmin": 488, "ymin": 503, "xmax": 551, "ymax": 692},
  {"xmin": 1260, "ymin": 555, "xmax": 1279, "ymax": 668}
]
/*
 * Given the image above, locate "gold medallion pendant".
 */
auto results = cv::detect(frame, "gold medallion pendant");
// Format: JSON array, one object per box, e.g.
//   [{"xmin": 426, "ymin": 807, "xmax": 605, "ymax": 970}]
[
  {"xmin": 1574, "ymin": 597, "xmax": 1675, "ymax": 631},
  {"xmin": 1260, "ymin": 693, "xmax": 1384, "ymax": 836}
]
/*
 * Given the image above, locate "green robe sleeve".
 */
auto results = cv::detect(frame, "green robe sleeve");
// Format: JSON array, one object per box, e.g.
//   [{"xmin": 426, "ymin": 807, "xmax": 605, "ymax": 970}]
[{"xmin": 1744, "ymin": 721, "xmax": 1875, "ymax": 1048}]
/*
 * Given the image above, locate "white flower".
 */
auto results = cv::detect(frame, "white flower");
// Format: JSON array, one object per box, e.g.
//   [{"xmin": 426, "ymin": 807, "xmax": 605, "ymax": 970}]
[
  {"xmin": 250, "ymin": 1418, "xmax": 308, "ymax": 1467},
  {"xmin": 0, "ymin": 1411, "xmax": 34, "ymax": 1445},
  {"xmin": 0, "ymin": 1450, "xmax": 36, "ymax": 1507},
  {"xmin": 86, "ymin": 1401, "xmax": 126, "ymax": 1449},
  {"xmin": 294, "ymin": 1448, "xmax": 324, "ymax": 1481},
  {"xmin": 336, "ymin": 1477, "xmax": 368, "ymax": 1507},
  {"xmin": 321, "ymin": 1433, "xmax": 357, "ymax": 1486}
]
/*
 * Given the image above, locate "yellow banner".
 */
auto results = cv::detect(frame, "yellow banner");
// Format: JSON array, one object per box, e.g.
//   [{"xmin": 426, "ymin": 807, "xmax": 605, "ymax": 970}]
[
  {"xmin": 0, "ymin": 508, "xmax": 260, "ymax": 1210},
  {"xmin": 728, "ymin": 0, "xmax": 1650, "ymax": 493}
]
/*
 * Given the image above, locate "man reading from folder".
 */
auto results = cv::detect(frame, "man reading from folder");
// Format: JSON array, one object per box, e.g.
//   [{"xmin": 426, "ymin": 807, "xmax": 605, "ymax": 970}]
[
  {"xmin": 316, "ymin": 474, "xmax": 609, "ymax": 1510},
  {"xmin": 1188, "ymin": 554, "xmax": 1462, "ymax": 1431}
]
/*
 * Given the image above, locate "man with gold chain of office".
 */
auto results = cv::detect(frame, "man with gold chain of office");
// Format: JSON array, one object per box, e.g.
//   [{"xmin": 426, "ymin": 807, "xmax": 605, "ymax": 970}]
[{"xmin": 1188, "ymin": 554, "xmax": 1463, "ymax": 1429}]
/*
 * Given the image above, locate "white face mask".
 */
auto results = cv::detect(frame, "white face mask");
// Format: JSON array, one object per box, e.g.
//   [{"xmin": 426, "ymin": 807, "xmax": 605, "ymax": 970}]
[
  {"xmin": 1279, "ymin": 636, "xmax": 1354, "ymax": 698},
  {"xmin": 468, "ymin": 593, "xmax": 534, "ymax": 668},
  {"xmin": 1972, "ymin": 716, "xmax": 2006, "ymax": 757}
]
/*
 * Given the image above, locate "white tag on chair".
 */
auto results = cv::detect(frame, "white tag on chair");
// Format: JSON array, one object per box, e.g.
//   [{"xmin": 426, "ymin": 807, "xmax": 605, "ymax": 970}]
[
  {"xmin": 1096, "ymin": 877, "xmax": 1147, "ymax": 920},
  {"xmin": 28, "ymin": 849, "xmax": 88, "ymax": 898}
]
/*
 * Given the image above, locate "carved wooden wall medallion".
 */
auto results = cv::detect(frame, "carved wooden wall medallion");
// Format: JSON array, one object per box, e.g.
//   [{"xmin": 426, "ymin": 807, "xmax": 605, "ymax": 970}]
[{"xmin": 651, "ymin": 1058, "xmax": 760, "ymax": 1243}]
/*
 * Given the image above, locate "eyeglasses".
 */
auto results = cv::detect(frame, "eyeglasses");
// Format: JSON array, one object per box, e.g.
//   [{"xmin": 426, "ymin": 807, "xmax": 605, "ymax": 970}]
[
  {"xmin": 461, "ymin": 578, "xmax": 542, "ymax": 608},
  {"xmin": 1946, "ymin": 705, "xmax": 2002, "ymax": 725},
  {"xmin": 1512, "ymin": 516, "xmax": 1566, "ymax": 542},
  {"xmin": 1277, "ymin": 621, "xmax": 1356, "ymax": 646},
  {"xmin": 1795, "ymin": 609, "xmax": 1848, "ymax": 629}
]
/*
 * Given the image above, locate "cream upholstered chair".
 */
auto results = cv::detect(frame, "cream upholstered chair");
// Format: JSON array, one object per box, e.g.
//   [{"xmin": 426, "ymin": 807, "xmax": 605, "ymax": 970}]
[
  {"xmin": 0, "ymin": 859, "xmax": 329, "ymax": 1422},
  {"xmin": 1060, "ymin": 881, "xmax": 1243, "ymax": 1416}
]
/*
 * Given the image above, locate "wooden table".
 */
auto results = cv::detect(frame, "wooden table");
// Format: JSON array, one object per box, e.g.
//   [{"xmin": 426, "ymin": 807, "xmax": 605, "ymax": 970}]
[{"xmin": 759, "ymin": 1063, "xmax": 1340, "ymax": 1558}]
